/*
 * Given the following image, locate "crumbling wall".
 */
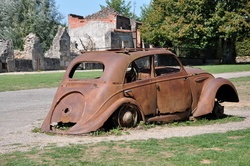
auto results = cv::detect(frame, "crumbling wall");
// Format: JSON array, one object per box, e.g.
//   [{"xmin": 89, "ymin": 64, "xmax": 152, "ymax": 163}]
[
  {"xmin": 45, "ymin": 26, "xmax": 72, "ymax": 69},
  {"xmin": 0, "ymin": 40, "xmax": 14, "ymax": 72},
  {"xmin": 68, "ymin": 8, "xmax": 117, "ymax": 50},
  {"xmin": 22, "ymin": 33, "xmax": 45, "ymax": 71},
  {"xmin": 68, "ymin": 8, "xmax": 138, "ymax": 50},
  {"xmin": 69, "ymin": 20, "xmax": 115, "ymax": 50}
]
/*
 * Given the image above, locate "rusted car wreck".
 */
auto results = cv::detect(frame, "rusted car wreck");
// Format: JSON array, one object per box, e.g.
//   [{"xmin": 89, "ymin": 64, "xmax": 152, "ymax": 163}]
[{"xmin": 41, "ymin": 48, "xmax": 239, "ymax": 135}]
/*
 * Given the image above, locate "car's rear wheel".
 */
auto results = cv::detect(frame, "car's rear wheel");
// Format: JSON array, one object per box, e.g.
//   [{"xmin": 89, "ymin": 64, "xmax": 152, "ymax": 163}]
[
  {"xmin": 212, "ymin": 101, "xmax": 224, "ymax": 118},
  {"xmin": 114, "ymin": 104, "xmax": 140, "ymax": 128}
]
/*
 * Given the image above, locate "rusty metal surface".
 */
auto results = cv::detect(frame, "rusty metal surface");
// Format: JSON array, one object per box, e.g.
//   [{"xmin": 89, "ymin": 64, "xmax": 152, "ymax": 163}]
[{"xmin": 41, "ymin": 48, "xmax": 239, "ymax": 135}]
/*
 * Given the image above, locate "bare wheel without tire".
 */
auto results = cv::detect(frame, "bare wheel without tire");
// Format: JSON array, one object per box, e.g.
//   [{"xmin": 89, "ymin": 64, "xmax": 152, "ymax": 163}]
[
  {"xmin": 114, "ymin": 104, "xmax": 139, "ymax": 128},
  {"xmin": 212, "ymin": 101, "xmax": 224, "ymax": 118}
]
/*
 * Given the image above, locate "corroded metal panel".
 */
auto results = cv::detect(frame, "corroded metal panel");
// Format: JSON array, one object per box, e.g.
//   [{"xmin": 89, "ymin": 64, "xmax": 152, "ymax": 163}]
[{"xmin": 41, "ymin": 48, "xmax": 239, "ymax": 135}]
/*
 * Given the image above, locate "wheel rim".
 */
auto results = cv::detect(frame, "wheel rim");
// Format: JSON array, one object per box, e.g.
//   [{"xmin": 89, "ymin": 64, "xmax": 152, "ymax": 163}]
[{"xmin": 117, "ymin": 104, "xmax": 139, "ymax": 128}]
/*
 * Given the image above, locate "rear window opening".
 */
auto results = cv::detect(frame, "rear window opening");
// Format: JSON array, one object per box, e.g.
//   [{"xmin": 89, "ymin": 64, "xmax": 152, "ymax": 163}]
[{"xmin": 69, "ymin": 62, "xmax": 104, "ymax": 79}]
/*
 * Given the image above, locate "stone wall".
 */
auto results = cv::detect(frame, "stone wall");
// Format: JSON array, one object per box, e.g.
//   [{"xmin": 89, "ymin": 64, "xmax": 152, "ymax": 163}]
[
  {"xmin": 0, "ymin": 40, "xmax": 14, "ymax": 72},
  {"xmin": 7, "ymin": 59, "xmax": 33, "ymax": 72},
  {"xmin": 68, "ymin": 7, "xmax": 138, "ymax": 51},
  {"xmin": 1, "ymin": 31, "xmax": 71, "ymax": 72},
  {"xmin": 69, "ymin": 20, "xmax": 115, "ymax": 50},
  {"xmin": 44, "ymin": 58, "xmax": 60, "ymax": 70},
  {"xmin": 45, "ymin": 26, "xmax": 73, "ymax": 68},
  {"xmin": 16, "ymin": 33, "xmax": 45, "ymax": 71},
  {"xmin": 236, "ymin": 56, "xmax": 250, "ymax": 63}
]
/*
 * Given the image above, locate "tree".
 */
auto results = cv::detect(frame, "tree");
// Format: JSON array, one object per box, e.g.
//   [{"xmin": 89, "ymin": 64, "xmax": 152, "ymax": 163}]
[
  {"xmin": 0, "ymin": 0, "xmax": 63, "ymax": 51},
  {"xmin": 211, "ymin": 0, "xmax": 250, "ymax": 63},
  {"xmin": 100, "ymin": 0, "xmax": 133, "ymax": 18},
  {"xmin": 140, "ymin": 0, "xmax": 250, "ymax": 63},
  {"xmin": 139, "ymin": 1, "xmax": 153, "ymax": 22}
]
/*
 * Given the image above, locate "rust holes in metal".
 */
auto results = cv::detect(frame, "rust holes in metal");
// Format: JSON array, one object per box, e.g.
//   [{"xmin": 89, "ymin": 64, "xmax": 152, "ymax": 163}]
[{"xmin": 63, "ymin": 108, "xmax": 70, "ymax": 114}]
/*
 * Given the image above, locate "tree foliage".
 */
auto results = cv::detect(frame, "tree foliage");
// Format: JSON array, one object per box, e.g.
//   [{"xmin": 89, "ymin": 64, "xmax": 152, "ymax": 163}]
[
  {"xmin": 100, "ymin": 0, "xmax": 133, "ymax": 18},
  {"xmin": 140, "ymin": 0, "xmax": 250, "ymax": 63},
  {"xmin": 140, "ymin": 1, "xmax": 153, "ymax": 22},
  {"xmin": 0, "ymin": 0, "xmax": 63, "ymax": 51}
]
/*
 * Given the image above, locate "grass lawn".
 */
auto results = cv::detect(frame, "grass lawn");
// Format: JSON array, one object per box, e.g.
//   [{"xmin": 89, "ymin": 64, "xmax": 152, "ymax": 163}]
[
  {"xmin": 0, "ymin": 64, "xmax": 249, "ymax": 92},
  {"xmin": 0, "ymin": 72, "xmax": 64, "ymax": 92},
  {"xmin": 0, "ymin": 71, "xmax": 102, "ymax": 92},
  {"xmin": 1, "ymin": 128, "xmax": 250, "ymax": 165},
  {"xmin": 197, "ymin": 64, "xmax": 250, "ymax": 73}
]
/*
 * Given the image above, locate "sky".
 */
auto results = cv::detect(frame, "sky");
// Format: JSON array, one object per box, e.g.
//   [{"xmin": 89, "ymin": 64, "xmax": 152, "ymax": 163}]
[{"xmin": 55, "ymin": 0, "xmax": 151, "ymax": 23}]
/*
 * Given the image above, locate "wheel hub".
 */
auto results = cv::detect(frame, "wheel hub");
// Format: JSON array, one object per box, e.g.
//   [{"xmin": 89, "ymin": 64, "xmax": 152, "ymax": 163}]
[{"xmin": 122, "ymin": 111, "xmax": 133, "ymax": 124}]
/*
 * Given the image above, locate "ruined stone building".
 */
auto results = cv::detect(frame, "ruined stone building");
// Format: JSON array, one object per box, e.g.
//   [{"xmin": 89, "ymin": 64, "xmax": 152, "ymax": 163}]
[
  {"xmin": 68, "ymin": 7, "xmax": 142, "ymax": 51},
  {"xmin": 45, "ymin": 26, "xmax": 76, "ymax": 69},
  {"xmin": 0, "ymin": 8, "xmax": 143, "ymax": 72},
  {"xmin": 0, "ymin": 40, "xmax": 13, "ymax": 72},
  {"xmin": 0, "ymin": 27, "xmax": 74, "ymax": 72}
]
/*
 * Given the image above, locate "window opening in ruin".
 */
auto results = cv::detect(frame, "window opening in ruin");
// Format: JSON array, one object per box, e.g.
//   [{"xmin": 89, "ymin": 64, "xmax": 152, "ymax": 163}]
[{"xmin": 2, "ymin": 63, "xmax": 7, "ymax": 70}]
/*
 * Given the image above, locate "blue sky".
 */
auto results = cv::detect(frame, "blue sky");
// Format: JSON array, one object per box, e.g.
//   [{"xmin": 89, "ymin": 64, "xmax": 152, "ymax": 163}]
[{"xmin": 55, "ymin": 0, "xmax": 151, "ymax": 23}]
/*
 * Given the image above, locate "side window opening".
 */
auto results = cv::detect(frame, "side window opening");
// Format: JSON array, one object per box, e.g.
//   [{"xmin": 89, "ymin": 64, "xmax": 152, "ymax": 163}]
[
  {"xmin": 125, "ymin": 56, "xmax": 151, "ymax": 83},
  {"xmin": 154, "ymin": 54, "xmax": 181, "ymax": 76},
  {"xmin": 69, "ymin": 62, "xmax": 104, "ymax": 80}
]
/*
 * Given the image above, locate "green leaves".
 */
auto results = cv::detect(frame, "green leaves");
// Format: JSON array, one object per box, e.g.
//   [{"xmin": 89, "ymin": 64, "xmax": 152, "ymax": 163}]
[
  {"xmin": 0, "ymin": 0, "xmax": 63, "ymax": 51},
  {"xmin": 141, "ymin": 0, "xmax": 250, "ymax": 50},
  {"xmin": 100, "ymin": 0, "xmax": 133, "ymax": 19}
]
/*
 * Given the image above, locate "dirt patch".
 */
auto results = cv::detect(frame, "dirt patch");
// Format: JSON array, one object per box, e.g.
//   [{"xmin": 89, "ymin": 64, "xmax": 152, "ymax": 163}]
[
  {"xmin": 227, "ymin": 136, "xmax": 245, "ymax": 140},
  {"xmin": 200, "ymin": 159, "xmax": 212, "ymax": 164},
  {"xmin": 203, "ymin": 147, "xmax": 224, "ymax": 152}
]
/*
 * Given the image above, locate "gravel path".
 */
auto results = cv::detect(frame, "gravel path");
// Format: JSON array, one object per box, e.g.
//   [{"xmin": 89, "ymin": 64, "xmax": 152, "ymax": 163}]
[
  {"xmin": 214, "ymin": 71, "xmax": 250, "ymax": 79},
  {"xmin": 0, "ymin": 72, "xmax": 249, "ymax": 154}
]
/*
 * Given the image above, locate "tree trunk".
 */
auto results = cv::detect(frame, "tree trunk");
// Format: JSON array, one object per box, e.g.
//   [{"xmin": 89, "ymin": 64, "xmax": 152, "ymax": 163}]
[{"xmin": 221, "ymin": 38, "xmax": 236, "ymax": 64}]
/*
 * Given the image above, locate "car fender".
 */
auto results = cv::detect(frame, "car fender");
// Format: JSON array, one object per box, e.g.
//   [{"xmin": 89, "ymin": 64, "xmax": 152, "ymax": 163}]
[
  {"xmin": 65, "ymin": 97, "xmax": 144, "ymax": 135},
  {"xmin": 192, "ymin": 78, "xmax": 239, "ymax": 117}
]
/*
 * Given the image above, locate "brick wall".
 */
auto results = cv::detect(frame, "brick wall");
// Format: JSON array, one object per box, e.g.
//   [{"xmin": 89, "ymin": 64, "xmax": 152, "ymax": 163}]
[{"xmin": 68, "ymin": 14, "xmax": 116, "ymax": 30}]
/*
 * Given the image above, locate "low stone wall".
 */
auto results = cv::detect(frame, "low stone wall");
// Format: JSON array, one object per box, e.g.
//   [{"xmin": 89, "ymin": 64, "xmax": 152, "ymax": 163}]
[
  {"xmin": 7, "ymin": 59, "xmax": 33, "ymax": 72},
  {"xmin": 44, "ymin": 58, "xmax": 60, "ymax": 70},
  {"xmin": 236, "ymin": 56, "xmax": 250, "ymax": 63}
]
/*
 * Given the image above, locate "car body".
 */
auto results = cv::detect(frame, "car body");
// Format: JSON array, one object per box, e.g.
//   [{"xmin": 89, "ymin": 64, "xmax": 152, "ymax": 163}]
[{"xmin": 41, "ymin": 48, "xmax": 239, "ymax": 135}]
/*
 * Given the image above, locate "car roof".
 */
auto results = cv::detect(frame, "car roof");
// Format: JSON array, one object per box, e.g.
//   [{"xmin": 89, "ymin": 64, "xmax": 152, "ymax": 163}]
[{"xmin": 65, "ymin": 48, "xmax": 176, "ymax": 83}]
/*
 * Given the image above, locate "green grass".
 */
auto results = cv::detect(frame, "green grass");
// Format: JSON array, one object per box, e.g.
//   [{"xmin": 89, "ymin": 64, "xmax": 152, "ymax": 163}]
[
  {"xmin": 1, "ymin": 128, "xmax": 250, "ymax": 165},
  {"xmin": 230, "ymin": 76, "xmax": 250, "ymax": 83},
  {"xmin": 0, "ymin": 73, "xmax": 64, "ymax": 92},
  {"xmin": 167, "ymin": 115, "xmax": 243, "ymax": 127},
  {"xmin": 0, "ymin": 71, "xmax": 102, "ymax": 92},
  {"xmin": 0, "ymin": 64, "xmax": 249, "ymax": 92},
  {"xmin": 197, "ymin": 64, "xmax": 250, "ymax": 73}
]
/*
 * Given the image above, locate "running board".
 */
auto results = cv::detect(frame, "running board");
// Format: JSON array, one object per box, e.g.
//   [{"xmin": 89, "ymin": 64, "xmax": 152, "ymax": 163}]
[{"xmin": 147, "ymin": 111, "xmax": 190, "ymax": 123}]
